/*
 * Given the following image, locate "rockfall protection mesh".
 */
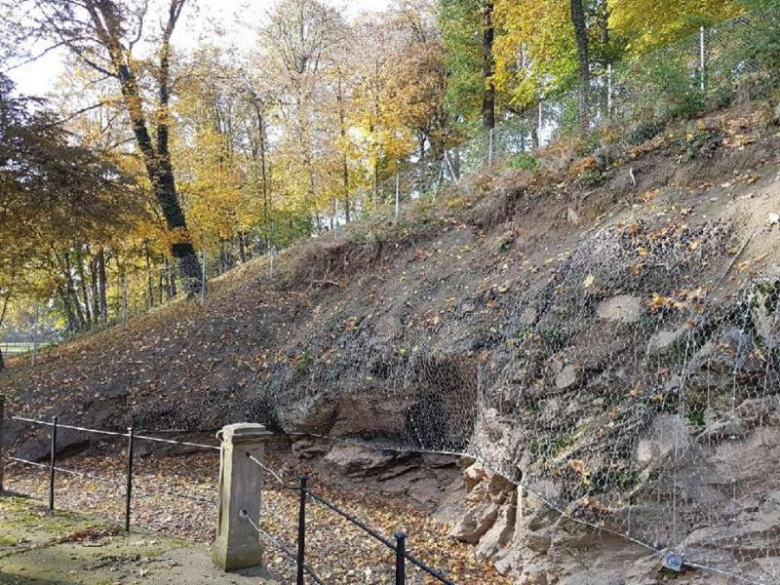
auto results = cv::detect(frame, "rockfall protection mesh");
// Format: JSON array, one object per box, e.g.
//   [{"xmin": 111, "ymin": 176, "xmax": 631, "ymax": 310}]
[
  {"xmin": 6, "ymin": 8, "xmax": 780, "ymax": 585},
  {"xmin": 267, "ymin": 213, "xmax": 780, "ymax": 584}
]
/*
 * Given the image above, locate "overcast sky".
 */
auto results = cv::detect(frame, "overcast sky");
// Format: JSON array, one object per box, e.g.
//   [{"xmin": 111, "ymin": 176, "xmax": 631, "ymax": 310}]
[{"xmin": 9, "ymin": 0, "xmax": 390, "ymax": 96}]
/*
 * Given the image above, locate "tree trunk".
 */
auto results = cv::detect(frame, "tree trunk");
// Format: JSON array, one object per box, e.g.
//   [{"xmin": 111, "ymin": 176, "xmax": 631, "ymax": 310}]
[
  {"xmin": 97, "ymin": 248, "xmax": 108, "ymax": 324},
  {"xmin": 0, "ymin": 293, "xmax": 8, "ymax": 372},
  {"xmin": 570, "ymin": 0, "xmax": 591, "ymax": 127},
  {"xmin": 337, "ymin": 77, "xmax": 351, "ymax": 223},
  {"xmin": 144, "ymin": 242, "xmax": 155, "ymax": 308},
  {"xmin": 100, "ymin": 4, "xmax": 201, "ymax": 296},
  {"xmin": 482, "ymin": 1, "xmax": 496, "ymax": 131},
  {"xmin": 238, "ymin": 232, "xmax": 248, "ymax": 263},
  {"xmin": 75, "ymin": 247, "xmax": 93, "ymax": 326},
  {"xmin": 89, "ymin": 252, "xmax": 101, "ymax": 323},
  {"xmin": 62, "ymin": 253, "xmax": 86, "ymax": 330}
]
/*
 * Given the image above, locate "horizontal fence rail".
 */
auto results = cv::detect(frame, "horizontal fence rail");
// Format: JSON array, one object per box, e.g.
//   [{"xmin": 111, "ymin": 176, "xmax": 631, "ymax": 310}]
[
  {"xmin": 247, "ymin": 454, "xmax": 456, "ymax": 584},
  {"xmin": 4, "ymin": 414, "xmax": 220, "ymax": 533},
  {"xmin": 3, "ymin": 406, "xmax": 459, "ymax": 584}
]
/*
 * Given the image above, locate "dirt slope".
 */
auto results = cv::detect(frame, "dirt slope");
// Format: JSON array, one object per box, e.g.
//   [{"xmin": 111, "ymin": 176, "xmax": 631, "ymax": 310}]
[{"xmin": 3, "ymin": 102, "xmax": 780, "ymax": 584}]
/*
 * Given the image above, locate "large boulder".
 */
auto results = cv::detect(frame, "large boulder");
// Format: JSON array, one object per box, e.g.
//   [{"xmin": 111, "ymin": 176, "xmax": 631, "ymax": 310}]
[{"xmin": 324, "ymin": 443, "xmax": 397, "ymax": 476}]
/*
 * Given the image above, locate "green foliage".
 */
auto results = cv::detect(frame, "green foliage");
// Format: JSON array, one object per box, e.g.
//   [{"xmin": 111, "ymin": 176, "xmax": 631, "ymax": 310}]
[
  {"xmin": 508, "ymin": 152, "xmax": 540, "ymax": 171},
  {"xmin": 632, "ymin": 58, "xmax": 706, "ymax": 121},
  {"xmin": 440, "ymin": 0, "xmax": 486, "ymax": 128},
  {"xmin": 739, "ymin": 0, "xmax": 780, "ymax": 76}
]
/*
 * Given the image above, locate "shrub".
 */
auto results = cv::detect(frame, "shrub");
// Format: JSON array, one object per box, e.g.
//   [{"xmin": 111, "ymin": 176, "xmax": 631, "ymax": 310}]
[{"xmin": 509, "ymin": 152, "xmax": 540, "ymax": 171}]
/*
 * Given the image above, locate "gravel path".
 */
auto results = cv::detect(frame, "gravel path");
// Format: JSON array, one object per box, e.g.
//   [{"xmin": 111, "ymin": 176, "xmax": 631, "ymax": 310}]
[{"xmin": 4, "ymin": 451, "xmax": 509, "ymax": 584}]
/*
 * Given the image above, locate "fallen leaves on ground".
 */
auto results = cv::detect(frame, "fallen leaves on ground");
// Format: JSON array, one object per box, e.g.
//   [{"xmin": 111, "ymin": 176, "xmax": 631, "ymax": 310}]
[{"xmin": 5, "ymin": 452, "xmax": 509, "ymax": 584}]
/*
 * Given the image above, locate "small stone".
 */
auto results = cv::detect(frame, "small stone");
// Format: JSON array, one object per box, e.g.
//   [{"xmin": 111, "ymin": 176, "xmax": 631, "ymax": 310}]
[
  {"xmin": 646, "ymin": 326, "xmax": 690, "ymax": 358},
  {"xmin": 554, "ymin": 365, "xmax": 581, "ymax": 392},
  {"xmin": 596, "ymin": 295, "xmax": 643, "ymax": 324}
]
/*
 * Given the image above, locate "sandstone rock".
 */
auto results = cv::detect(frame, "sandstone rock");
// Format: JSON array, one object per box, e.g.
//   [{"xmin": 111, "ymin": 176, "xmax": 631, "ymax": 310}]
[
  {"xmin": 324, "ymin": 444, "xmax": 396, "ymax": 476},
  {"xmin": 291, "ymin": 437, "xmax": 330, "ymax": 459},
  {"xmin": 635, "ymin": 414, "xmax": 691, "ymax": 465},
  {"xmin": 520, "ymin": 306, "xmax": 538, "ymax": 326},
  {"xmin": 555, "ymin": 364, "xmax": 581, "ymax": 392},
  {"xmin": 646, "ymin": 325, "xmax": 690, "ymax": 358},
  {"xmin": 329, "ymin": 394, "xmax": 412, "ymax": 436},
  {"xmin": 596, "ymin": 295, "xmax": 643, "ymax": 324},
  {"xmin": 476, "ymin": 492, "xmax": 516, "ymax": 560},
  {"xmin": 450, "ymin": 499, "xmax": 499, "ymax": 544},
  {"xmin": 407, "ymin": 477, "xmax": 443, "ymax": 504}
]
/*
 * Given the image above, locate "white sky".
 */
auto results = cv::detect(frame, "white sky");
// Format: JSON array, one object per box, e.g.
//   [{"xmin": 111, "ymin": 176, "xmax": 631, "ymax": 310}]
[{"xmin": 9, "ymin": 0, "xmax": 390, "ymax": 97}]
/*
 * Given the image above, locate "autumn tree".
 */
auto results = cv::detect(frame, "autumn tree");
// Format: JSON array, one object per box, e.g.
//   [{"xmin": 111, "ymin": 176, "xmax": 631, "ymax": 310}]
[
  {"xmin": 0, "ymin": 74, "xmax": 138, "ymax": 365},
  {"xmin": 4, "ymin": 0, "xmax": 205, "ymax": 293}
]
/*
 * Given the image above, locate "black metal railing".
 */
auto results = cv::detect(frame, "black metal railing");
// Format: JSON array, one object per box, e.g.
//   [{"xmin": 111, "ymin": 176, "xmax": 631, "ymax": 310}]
[
  {"xmin": 1, "ymin": 410, "xmax": 457, "ymax": 584},
  {"xmin": 247, "ymin": 454, "xmax": 456, "ymax": 585},
  {"xmin": 5, "ymin": 415, "xmax": 220, "ymax": 532}
]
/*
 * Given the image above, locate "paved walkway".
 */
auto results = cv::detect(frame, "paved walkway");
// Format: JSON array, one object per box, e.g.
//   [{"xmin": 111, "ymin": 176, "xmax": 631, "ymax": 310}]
[{"xmin": 0, "ymin": 496, "xmax": 276, "ymax": 585}]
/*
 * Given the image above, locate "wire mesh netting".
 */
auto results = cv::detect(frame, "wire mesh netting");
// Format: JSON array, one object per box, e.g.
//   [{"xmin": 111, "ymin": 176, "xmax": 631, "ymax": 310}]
[{"xmin": 4, "ymin": 7, "xmax": 780, "ymax": 585}]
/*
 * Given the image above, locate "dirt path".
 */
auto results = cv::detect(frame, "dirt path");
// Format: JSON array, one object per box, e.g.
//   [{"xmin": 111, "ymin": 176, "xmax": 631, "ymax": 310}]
[{"xmin": 3, "ymin": 452, "xmax": 509, "ymax": 584}]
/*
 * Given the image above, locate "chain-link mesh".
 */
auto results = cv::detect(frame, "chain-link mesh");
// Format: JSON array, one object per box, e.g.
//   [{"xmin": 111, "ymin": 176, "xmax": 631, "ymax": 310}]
[{"xmin": 4, "ymin": 7, "xmax": 780, "ymax": 584}]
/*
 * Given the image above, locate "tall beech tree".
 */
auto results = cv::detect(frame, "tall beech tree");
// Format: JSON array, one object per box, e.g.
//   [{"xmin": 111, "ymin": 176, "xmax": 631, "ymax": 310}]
[{"xmin": 7, "ymin": 0, "xmax": 203, "ymax": 292}]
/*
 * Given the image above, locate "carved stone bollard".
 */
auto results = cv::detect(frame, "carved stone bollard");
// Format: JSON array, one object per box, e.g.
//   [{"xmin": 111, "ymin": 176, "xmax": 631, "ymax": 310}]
[{"xmin": 213, "ymin": 422, "xmax": 272, "ymax": 572}]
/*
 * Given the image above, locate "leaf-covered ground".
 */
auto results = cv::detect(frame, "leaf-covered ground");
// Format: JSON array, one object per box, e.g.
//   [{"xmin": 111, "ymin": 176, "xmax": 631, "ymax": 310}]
[{"xmin": 4, "ymin": 451, "xmax": 509, "ymax": 584}]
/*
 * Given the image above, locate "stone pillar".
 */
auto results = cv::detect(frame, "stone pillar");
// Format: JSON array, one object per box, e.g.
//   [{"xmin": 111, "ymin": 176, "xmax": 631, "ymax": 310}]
[{"xmin": 213, "ymin": 422, "xmax": 272, "ymax": 572}]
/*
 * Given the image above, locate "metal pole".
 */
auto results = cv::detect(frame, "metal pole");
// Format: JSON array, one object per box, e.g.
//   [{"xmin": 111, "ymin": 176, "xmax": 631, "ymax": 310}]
[
  {"xmin": 607, "ymin": 63, "xmax": 613, "ymax": 116},
  {"xmin": 296, "ymin": 476, "xmax": 308, "ymax": 585},
  {"xmin": 488, "ymin": 128, "xmax": 494, "ymax": 166},
  {"xmin": 538, "ymin": 101, "xmax": 544, "ymax": 149},
  {"xmin": 200, "ymin": 251, "xmax": 207, "ymax": 306},
  {"xmin": 699, "ymin": 26, "xmax": 706, "ymax": 92},
  {"xmin": 49, "ymin": 416, "xmax": 58, "ymax": 511},
  {"xmin": 31, "ymin": 304, "xmax": 39, "ymax": 367},
  {"xmin": 0, "ymin": 395, "xmax": 5, "ymax": 495},
  {"xmin": 394, "ymin": 174, "xmax": 401, "ymax": 219},
  {"xmin": 125, "ymin": 427, "xmax": 134, "ymax": 532},
  {"xmin": 121, "ymin": 275, "xmax": 128, "ymax": 334},
  {"xmin": 395, "ymin": 531, "xmax": 406, "ymax": 585}
]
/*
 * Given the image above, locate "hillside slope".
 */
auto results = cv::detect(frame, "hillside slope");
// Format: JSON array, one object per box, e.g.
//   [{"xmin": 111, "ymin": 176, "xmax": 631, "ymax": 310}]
[{"xmin": 4, "ymin": 103, "xmax": 780, "ymax": 584}]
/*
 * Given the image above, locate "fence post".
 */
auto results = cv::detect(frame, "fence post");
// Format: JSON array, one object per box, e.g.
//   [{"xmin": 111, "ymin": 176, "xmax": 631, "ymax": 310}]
[
  {"xmin": 200, "ymin": 250, "xmax": 207, "ymax": 306},
  {"xmin": 538, "ymin": 101, "xmax": 544, "ymax": 149},
  {"xmin": 48, "ymin": 416, "xmax": 58, "ymax": 511},
  {"xmin": 213, "ymin": 422, "xmax": 272, "ymax": 572},
  {"xmin": 121, "ymin": 275, "xmax": 128, "ymax": 334},
  {"xmin": 296, "ymin": 476, "xmax": 308, "ymax": 585},
  {"xmin": 31, "ymin": 304, "xmax": 39, "ymax": 367},
  {"xmin": 607, "ymin": 63, "xmax": 613, "ymax": 116},
  {"xmin": 699, "ymin": 25, "xmax": 706, "ymax": 92},
  {"xmin": 0, "ymin": 395, "xmax": 4, "ymax": 495},
  {"xmin": 395, "ymin": 531, "xmax": 406, "ymax": 585},
  {"xmin": 125, "ymin": 427, "xmax": 134, "ymax": 532},
  {"xmin": 394, "ymin": 174, "xmax": 401, "ymax": 219}
]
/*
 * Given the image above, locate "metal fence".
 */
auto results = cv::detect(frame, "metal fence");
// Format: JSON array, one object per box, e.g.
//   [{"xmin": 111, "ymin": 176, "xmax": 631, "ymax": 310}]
[
  {"xmin": 371, "ymin": 8, "xmax": 776, "ymax": 222},
  {"xmin": 0, "ymin": 396, "xmax": 457, "ymax": 585}
]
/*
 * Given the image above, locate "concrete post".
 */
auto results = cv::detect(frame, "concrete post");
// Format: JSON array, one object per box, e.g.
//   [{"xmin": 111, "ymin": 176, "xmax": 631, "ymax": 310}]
[{"xmin": 213, "ymin": 422, "xmax": 272, "ymax": 572}]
